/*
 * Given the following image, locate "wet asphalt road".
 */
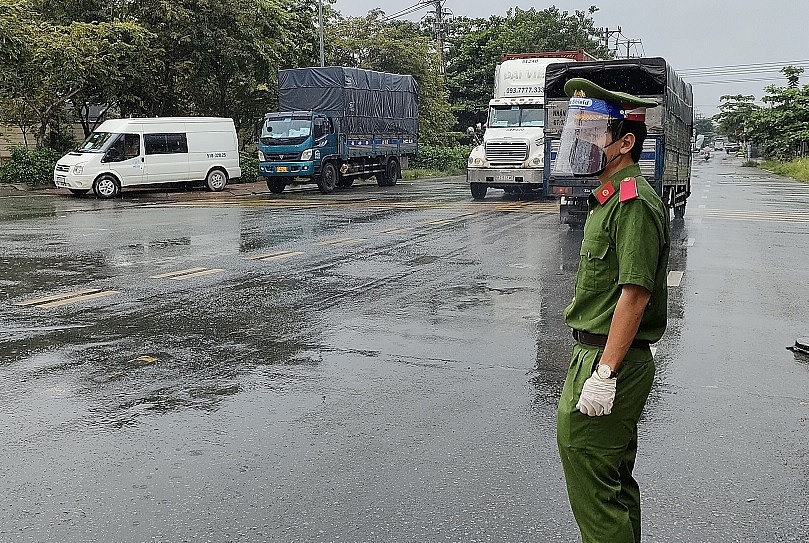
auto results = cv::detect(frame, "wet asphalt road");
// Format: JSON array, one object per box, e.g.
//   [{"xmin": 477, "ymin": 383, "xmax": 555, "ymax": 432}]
[{"xmin": 1, "ymin": 158, "xmax": 807, "ymax": 543}]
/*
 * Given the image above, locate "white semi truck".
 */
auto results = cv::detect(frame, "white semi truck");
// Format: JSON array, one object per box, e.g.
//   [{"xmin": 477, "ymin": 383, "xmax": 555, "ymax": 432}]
[{"xmin": 466, "ymin": 50, "xmax": 597, "ymax": 200}]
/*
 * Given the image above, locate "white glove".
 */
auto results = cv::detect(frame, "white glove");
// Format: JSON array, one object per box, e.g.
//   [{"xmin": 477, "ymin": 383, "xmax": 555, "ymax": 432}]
[{"xmin": 576, "ymin": 371, "xmax": 617, "ymax": 416}]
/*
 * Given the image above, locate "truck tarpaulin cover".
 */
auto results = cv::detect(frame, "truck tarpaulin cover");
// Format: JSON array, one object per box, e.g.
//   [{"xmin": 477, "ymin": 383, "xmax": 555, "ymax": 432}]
[
  {"xmin": 278, "ymin": 67, "xmax": 419, "ymax": 136},
  {"xmin": 543, "ymin": 57, "xmax": 693, "ymax": 128}
]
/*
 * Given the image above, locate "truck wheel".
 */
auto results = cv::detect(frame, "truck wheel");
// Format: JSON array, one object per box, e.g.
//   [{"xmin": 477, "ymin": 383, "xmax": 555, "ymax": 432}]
[
  {"xmin": 377, "ymin": 157, "xmax": 400, "ymax": 187},
  {"xmin": 206, "ymin": 168, "xmax": 228, "ymax": 191},
  {"xmin": 674, "ymin": 202, "xmax": 686, "ymax": 219},
  {"xmin": 93, "ymin": 174, "xmax": 120, "ymax": 199},
  {"xmin": 267, "ymin": 178, "xmax": 286, "ymax": 194},
  {"xmin": 318, "ymin": 162, "xmax": 337, "ymax": 194},
  {"xmin": 470, "ymin": 183, "xmax": 487, "ymax": 200}
]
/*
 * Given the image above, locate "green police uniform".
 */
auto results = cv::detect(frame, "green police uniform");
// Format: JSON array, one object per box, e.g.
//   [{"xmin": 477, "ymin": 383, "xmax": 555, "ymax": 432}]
[{"xmin": 555, "ymin": 79, "xmax": 671, "ymax": 543}]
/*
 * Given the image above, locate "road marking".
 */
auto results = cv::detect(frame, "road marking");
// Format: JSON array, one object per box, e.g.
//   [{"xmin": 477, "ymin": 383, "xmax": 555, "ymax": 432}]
[
  {"xmin": 704, "ymin": 208, "xmax": 809, "ymax": 223},
  {"xmin": 36, "ymin": 290, "xmax": 118, "ymax": 309},
  {"xmin": 151, "ymin": 267, "xmax": 208, "ymax": 279},
  {"xmin": 151, "ymin": 267, "xmax": 223, "ymax": 280},
  {"xmin": 246, "ymin": 251, "xmax": 304, "ymax": 261},
  {"xmin": 13, "ymin": 288, "xmax": 103, "ymax": 307},
  {"xmin": 318, "ymin": 237, "xmax": 366, "ymax": 247},
  {"xmin": 167, "ymin": 269, "xmax": 223, "ymax": 280},
  {"xmin": 421, "ymin": 218, "xmax": 455, "ymax": 226},
  {"xmin": 650, "ymin": 346, "xmax": 658, "ymax": 357},
  {"xmin": 667, "ymin": 271, "xmax": 684, "ymax": 287},
  {"xmin": 379, "ymin": 227, "xmax": 414, "ymax": 234},
  {"xmin": 682, "ymin": 238, "xmax": 695, "ymax": 247}
]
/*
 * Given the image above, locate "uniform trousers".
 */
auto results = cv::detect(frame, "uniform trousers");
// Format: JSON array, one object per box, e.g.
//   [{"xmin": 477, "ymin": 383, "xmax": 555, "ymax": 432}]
[{"xmin": 557, "ymin": 343, "xmax": 655, "ymax": 543}]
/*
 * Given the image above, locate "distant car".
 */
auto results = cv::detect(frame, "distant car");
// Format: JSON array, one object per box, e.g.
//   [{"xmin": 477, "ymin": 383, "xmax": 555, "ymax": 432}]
[{"xmin": 725, "ymin": 142, "xmax": 741, "ymax": 153}]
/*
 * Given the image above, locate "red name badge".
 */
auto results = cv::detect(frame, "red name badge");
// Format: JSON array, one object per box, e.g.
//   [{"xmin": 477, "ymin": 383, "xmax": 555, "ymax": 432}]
[
  {"xmin": 619, "ymin": 177, "xmax": 638, "ymax": 202},
  {"xmin": 595, "ymin": 182, "xmax": 616, "ymax": 205}
]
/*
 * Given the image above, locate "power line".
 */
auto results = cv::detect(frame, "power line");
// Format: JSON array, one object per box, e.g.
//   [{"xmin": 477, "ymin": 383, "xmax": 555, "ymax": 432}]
[{"xmin": 678, "ymin": 60, "xmax": 809, "ymax": 74}]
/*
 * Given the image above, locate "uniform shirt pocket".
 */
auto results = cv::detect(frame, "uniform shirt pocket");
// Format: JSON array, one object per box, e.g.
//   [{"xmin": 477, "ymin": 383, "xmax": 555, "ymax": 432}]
[{"xmin": 577, "ymin": 238, "xmax": 616, "ymax": 292}]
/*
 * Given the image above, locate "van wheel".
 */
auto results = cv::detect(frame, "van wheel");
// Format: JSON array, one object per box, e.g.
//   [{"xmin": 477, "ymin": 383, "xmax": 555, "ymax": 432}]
[
  {"xmin": 318, "ymin": 162, "xmax": 337, "ymax": 194},
  {"xmin": 68, "ymin": 189, "xmax": 89, "ymax": 196},
  {"xmin": 470, "ymin": 183, "xmax": 487, "ymax": 200},
  {"xmin": 206, "ymin": 168, "xmax": 228, "ymax": 191},
  {"xmin": 267, "ymin": 178, "xmax": 286, "ymax": 194},
  {"xmin": 93, "ymin": 175, "xmax": 120, "ymax": 199}
]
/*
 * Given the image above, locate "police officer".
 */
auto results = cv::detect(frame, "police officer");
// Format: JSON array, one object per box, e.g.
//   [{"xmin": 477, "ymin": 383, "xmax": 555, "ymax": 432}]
[{"xmin": 553, "ymin": 78, "xmax": 671, "ymax": 543}]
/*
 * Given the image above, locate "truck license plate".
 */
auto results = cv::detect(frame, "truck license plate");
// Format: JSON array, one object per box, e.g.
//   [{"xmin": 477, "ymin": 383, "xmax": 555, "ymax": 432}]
[
  {"xmin": 494, "ymin": 174, "xmax": 514, "ymax": 181},
  {"xmin": 276, "ymin": 166, "xmax": 288, "ymax": 173}
]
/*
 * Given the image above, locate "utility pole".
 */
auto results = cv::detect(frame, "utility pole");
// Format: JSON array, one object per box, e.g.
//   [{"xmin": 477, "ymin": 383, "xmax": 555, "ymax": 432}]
[
  {"xmin": 428, "ymin": 0, "xmax": 451, "ymax": 74},
  {"xmin": 603, "ymin": 26, "xmax": 621, "ymax": 53},
  {"xmin": 318, "ymin": 0, "xmax": 325, "ymax": 67}
]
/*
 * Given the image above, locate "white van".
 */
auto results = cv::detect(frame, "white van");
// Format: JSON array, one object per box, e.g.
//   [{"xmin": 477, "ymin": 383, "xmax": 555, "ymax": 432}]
[{"xmin": 53, "ymin": 117, "xmax": 241, "ymax": 198}]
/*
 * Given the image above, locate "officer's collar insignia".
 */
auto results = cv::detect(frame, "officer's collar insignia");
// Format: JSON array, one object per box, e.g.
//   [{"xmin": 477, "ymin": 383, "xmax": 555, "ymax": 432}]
[{"xmin": 595, "ymin": 182, "xmax": 616, "ymax": 205}]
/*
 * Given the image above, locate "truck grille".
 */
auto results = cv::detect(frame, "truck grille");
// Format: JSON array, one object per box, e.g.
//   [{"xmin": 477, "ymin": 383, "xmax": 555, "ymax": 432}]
[
  {"xmin": 260, "ymin": 151, "xmax": 301, "ymax": 161},
  {"xmin": 485, "ymin": 141, "xmax": 528, "ymax": 164}
]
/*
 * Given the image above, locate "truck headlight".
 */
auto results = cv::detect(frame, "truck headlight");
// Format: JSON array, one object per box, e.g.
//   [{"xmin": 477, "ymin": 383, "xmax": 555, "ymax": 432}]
[
  {"xmin": 258, "ymin": 150, "xmax": 265, "ymax": 161},
  {"xmin": 468, "ymin": 157, "xmax": 484, "ymax": 166},
  {"xmin": 529, "ymin": 157, "xmax": 543, "ymax": 167},
  {"xmin": 300, "ymin": 149, "xmax": 313, "ymax": 161},
  {"xmin": 73, "ymin": 164, "xmax": 84, "ymax": 175}
]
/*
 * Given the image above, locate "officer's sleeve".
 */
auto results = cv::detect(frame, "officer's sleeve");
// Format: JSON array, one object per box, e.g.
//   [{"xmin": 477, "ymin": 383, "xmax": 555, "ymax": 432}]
[{"xmin": 613, "ymin": 199, "xmax": 663, "ymax": 292}]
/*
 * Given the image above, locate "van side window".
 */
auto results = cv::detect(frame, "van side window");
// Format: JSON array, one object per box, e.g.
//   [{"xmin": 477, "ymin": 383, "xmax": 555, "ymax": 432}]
[
  {"xmin": 145, "ymin": 133, "xmax": 188, "ymax": 155},
  {"xmin": 102, "ymin": 133, "xmax": 140, "ymax": 163}
]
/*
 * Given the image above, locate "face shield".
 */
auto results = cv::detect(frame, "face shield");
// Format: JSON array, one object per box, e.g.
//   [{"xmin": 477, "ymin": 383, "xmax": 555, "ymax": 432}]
[{"xmin": 552, "ymin": 97, "xmax": 623, "ymax": 177}]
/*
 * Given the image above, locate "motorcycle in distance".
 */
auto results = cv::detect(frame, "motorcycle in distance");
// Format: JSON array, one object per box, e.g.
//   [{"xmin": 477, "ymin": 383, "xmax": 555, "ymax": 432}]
[{"xmin": 702, "ymin": 147, "xmax": 711, "ymax": 160}]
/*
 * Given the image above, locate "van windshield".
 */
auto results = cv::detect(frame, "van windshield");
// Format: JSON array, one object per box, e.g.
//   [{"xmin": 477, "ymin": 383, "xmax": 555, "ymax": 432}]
[
  {"xmin": 261, "ymin": 116, "xmax": 312, "ymax": 145},
  {"xmin": 77, "ymin": 132, "xmax": 117, "ymax": 153}
]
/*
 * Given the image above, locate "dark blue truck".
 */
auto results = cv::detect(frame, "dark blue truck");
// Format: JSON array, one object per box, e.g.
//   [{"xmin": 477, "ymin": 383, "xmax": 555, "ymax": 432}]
[
  {"xmin": 543, "ymin": 57, "xmax": 693, "ymax": 224},
  {"xmin": 258, "ymin": 67, "xmax": 419, "ymax": 194}
]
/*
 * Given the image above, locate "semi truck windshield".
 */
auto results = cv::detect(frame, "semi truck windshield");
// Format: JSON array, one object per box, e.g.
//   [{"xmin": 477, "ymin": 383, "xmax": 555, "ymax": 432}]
[{"xmin": 488, "ymin": 105, "xmax": 545, "ymax": 128}]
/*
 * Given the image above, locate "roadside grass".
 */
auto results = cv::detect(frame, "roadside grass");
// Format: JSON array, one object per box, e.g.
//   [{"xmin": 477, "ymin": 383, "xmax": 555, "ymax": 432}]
[
  {"xmin": 403, "ymin": 168, "xmax": 463, "ymax": 180},
  {"xmin": 759, "ymin": 158, "xmax": 809, "ymax": 182}
]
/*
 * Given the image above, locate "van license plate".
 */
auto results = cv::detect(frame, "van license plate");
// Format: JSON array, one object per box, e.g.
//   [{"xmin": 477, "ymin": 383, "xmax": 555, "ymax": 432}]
[
  {"xmin": 56, "ymin": 176, "xmax": 66, "ymax": 186},
  {"xmin": 276, "ymin": 166, "xmax": 288, "ymax": 173}
]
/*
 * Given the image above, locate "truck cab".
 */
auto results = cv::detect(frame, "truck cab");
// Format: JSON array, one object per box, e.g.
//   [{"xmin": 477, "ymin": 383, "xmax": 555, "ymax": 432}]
[
  {"xmin": 467, "ymin": 97, "xmax": 548, "ymax": 199},
  {"xmin": 258, "ymin": 111, "xmax": 337, "ymax": 193}
]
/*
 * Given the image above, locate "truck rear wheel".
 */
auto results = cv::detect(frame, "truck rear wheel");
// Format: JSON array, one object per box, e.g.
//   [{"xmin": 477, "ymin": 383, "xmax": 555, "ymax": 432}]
[
  {"xmin": 377, "ymin": 157, "xmax": 400, "ymax": 187},
  {"xmin": 318, "ymin": 162, "xmax": 338, "ymax": 194},
  {"xmin": 470, "ymin": 183, "xmax": 487, "ymax": 200},
  {"xmin": 267, "ymin": 177, "xmax": 286, "ymax": 194}
]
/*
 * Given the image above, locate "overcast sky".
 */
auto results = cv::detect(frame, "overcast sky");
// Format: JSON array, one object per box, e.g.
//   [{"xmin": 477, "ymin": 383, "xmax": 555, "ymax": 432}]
[{"xmin": 334, "ymin": 0, "xmax": 809, "ymax": 118}]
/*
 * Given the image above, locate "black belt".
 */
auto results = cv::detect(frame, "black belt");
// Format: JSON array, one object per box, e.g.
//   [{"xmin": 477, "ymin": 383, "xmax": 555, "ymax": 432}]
[{"xmin": 572, "ymin": 329, "xmax": 650, "ymax": 349}]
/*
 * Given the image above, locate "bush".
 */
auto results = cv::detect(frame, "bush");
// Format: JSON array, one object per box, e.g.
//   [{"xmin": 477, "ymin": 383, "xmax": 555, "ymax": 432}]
[
  {"xmin": 759, "ymin": 158, "xmax": 809, "ymax": 182},
  {"xmin": 238, "ymin": 150, "xmax": 259, "ymax": 184},
  {"xmin": 412, "ymin": 144, "xmax": 472, "ymax": 175},
  {"xmin": 0, "ymin": 146, "xmax": 61, "ymax": 187}
]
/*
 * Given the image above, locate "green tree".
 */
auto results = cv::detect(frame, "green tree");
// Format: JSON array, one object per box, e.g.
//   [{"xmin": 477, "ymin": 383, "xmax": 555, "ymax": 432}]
[
  {"xmin": 445, "ymin": 6, "xmax": 612, "ymax": 130},
  {"xmin": 713, "ymin": 95, "xmax": 758, "ymax": 141},
  {"xmin": 746, "ymin": 66, "xmax": 809, "ymax": 159},
  {"xmin": 0, "ymin": 2, "xmax": 153, "ymax": 148}
]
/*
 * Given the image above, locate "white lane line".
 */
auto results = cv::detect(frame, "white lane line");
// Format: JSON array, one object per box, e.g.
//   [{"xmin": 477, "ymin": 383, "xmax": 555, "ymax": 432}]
[
  {"xmin": 650, "ymin": 346, "xmax": 658, "ymax": 357},
  {"xmin": 151, "ymin": 267, "xmax": 207, "ymax": 279},
  {"xmin": 682, "ymin": 238, "xmax": 695, "ymax": 247},
  {"xmin": 13, "ymin": 288, "xmax": 102, "ymax": 306},
  {"xmin": 667, "ymin": 271, "xmax": 684, "ymax": 287},
  {"xmin": 379, "ymin": 227, "xmax": 414, "ymax": 234},
  {"xmin": 318, "ymin": 237, "xmax": 366, "ymax": 246},
  {"xmin": 37, "ymin": 290, "xmax": 119, "ymax": 309},
  {"xmin": 168, "ymin": 269, "xmax": 223, "ymax": 280}
]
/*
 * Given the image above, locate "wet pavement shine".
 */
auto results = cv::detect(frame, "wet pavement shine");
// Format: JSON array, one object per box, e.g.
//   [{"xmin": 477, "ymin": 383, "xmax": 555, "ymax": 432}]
[{"xmin": 1, "ymin": 161, "xmax": 807, "ymax": 542}]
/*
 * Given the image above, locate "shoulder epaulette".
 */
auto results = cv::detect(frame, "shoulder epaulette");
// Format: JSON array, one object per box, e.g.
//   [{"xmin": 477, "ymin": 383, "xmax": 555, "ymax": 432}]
[{"xmin": 619, "ymin": 177, "xmax": 638, "ymax": 202}]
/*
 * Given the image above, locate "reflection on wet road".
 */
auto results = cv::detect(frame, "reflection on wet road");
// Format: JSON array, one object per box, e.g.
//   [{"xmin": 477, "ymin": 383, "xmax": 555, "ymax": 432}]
[{"xmin": 1, "ymin": 168, "xmax": 808, "ymax": 542}]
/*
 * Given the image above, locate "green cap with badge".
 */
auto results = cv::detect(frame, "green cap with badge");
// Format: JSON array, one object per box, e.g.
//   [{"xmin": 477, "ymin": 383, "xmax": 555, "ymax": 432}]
[{"xmin": 564, "ymin": 77, "xmax": 658, "ymax": 120}]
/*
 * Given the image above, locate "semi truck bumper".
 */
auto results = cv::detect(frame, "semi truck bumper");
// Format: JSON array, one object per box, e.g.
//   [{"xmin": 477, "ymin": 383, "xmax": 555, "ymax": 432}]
[{"xmin": 467, "ymin": 168, "xmax": 543, "ymax": 186}]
